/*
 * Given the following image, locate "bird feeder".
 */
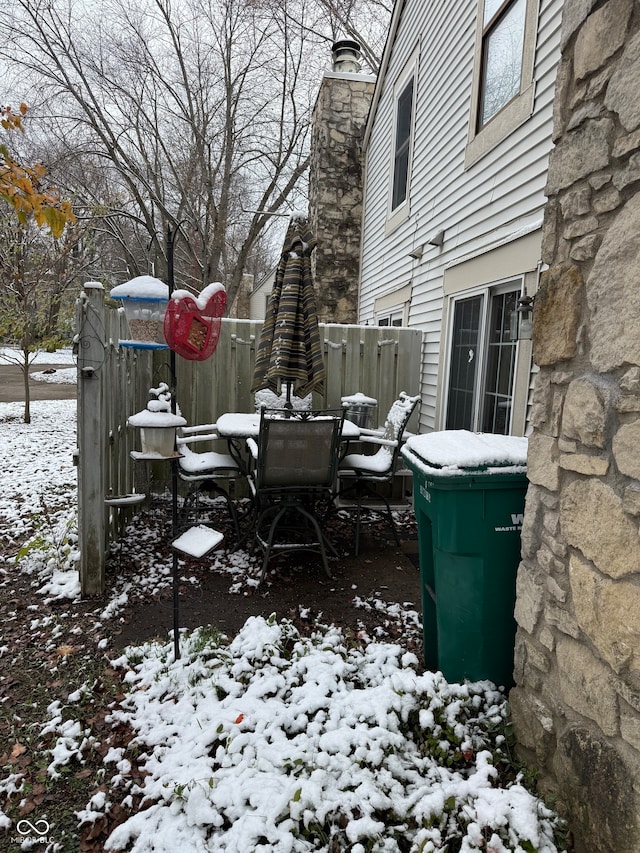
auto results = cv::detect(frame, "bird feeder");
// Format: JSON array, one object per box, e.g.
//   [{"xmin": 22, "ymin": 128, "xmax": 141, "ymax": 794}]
[
  {"xmin": 127, "ymin": 384, "xmax": 186, "ymax": 458},
  {"xmin": 110, "ymin": 275, "xmax": 170, "ymax": 349},
  {"xmin": 164, "ymin": 282, "xmax": 227, "ymax": 361}
]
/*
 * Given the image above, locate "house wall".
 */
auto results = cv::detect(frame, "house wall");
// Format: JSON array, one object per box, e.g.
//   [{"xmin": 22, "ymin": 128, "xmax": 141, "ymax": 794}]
[
  {"xmin": 510, "ymin": 1, "xmax": 640, "ymax": 850},
  {"xmin": 249, "ymin": 269, "xmax": 275, "ymax": 323},
  {"xmin": 359, "ymin": 0, "xmax": 563, "ymax": 434}
]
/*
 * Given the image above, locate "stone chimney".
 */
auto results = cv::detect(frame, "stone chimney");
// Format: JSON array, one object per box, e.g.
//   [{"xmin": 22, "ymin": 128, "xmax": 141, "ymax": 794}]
[{"xmin": 308, "ymin": 41, "xmax": 375, "ymax": 324}]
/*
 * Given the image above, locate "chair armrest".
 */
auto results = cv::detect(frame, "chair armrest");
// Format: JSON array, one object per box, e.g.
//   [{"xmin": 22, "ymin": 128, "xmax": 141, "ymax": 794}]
[
  {"xmin": 176, "ymin": 432, "xmax": 220, "ymax": 446},
  {"xmin": 356, "ymin": 426, "xmax": 385, "ymax": 438},
  {"xmin": 246, "ymin": 437, "xmax": 259, "ymax": 459},
  {"xmin": 177, "ymin": 423, "xmax": 221, "ymax": 446},
  {"xmin": 180, "ymin": 423, "xmax": 218, "ymax": 435},
  {"xmin": 358, "ymin": 435, "xmax": 398, "ymax": 448}
]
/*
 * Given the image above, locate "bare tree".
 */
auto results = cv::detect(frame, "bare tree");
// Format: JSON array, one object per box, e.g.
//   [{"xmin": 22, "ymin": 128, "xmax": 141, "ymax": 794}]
[
  {"xmin": 311, "ymin": 0, "xmax": 391, "ymax": 72},
  {"xmin": 253, "ymin": 0, "xmax": 391, "ymax": 73},
  {"xmin": 0, "ymin": 209, "xmax": 89, "ymax": 422},
  {"xmin": 0, "ymin": 0, "xmax": 319, "ymax": 308}
]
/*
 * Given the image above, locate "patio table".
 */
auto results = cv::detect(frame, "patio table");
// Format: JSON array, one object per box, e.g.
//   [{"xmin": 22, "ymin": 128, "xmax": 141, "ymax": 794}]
[
  {"xmin": 215, "ymin": 412, "xmax": 260, "ymax": 439},
  {"xmin": 216, "ymin": 411, "xmax": 361, "ymax": 474},
  {"xmin": 216, "ymin": 411, "xmax": 361, "ymax": 440}
]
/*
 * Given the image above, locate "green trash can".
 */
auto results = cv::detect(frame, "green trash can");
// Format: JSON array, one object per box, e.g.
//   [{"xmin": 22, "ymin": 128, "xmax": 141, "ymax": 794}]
[{"xmin": 401, "ymin": 430, "xmax": 528, "ymax": 687}]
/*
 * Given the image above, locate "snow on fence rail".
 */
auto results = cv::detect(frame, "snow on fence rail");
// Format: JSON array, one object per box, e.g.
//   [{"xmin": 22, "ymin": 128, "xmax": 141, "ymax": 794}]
[{"xmin": 76, "ymin": 283, "xmax": 423, "ymax": 595}]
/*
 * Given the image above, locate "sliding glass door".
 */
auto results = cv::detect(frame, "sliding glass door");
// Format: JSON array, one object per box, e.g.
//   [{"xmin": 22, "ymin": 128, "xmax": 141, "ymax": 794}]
[{"xmin": 445, "ymin": 284, "xmax": 519, "ymax": 435}]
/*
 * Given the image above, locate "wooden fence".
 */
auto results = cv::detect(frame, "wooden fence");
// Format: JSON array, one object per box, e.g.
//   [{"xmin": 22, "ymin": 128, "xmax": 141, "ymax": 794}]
[{"xmin": 76, "ymin": 284, "xmax": 423, "ymax": 595}]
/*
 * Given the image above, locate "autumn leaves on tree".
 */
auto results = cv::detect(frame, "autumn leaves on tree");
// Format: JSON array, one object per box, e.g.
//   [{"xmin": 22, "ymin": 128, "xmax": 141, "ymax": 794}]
[{"xmin": 1, "ymin": 103, "xmax": 75, "ymax": 238}]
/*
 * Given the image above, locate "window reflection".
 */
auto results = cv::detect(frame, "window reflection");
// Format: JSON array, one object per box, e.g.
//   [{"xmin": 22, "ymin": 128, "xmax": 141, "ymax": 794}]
[{"xmin": 479, "ymin": 0, "xmax": 526, "ymax": 128}]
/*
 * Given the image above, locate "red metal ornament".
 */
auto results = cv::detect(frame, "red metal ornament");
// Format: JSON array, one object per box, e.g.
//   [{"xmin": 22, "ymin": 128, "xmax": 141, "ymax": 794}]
[{"xmin": 164, "ymin": 283, "xmax": 227, "ymax": 361}]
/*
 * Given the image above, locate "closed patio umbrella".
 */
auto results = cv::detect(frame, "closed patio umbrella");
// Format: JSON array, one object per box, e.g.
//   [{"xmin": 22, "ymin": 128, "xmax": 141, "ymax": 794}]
[{"xmin": 251, "ymin": 214, "xmax": 326, "ymax": 403}]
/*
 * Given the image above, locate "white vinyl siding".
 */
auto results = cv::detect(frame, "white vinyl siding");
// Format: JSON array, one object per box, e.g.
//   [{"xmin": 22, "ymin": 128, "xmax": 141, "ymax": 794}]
[{"xmin": 359, "ymin": 0, "xmax": 562, "ymax": 435}]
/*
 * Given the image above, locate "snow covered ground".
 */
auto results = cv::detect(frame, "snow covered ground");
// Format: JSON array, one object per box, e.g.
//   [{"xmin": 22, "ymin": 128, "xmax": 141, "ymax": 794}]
[
  {"xmin": 0, "ymin": 378, "xmax": 566, "ymax": 851},
  {"xmin": 0, "ymin": 346, "xmax": 75, "ymax": 367},
  {"xmin": 0, "ymin": 345, "xmax": 77, "ymax": 385}
]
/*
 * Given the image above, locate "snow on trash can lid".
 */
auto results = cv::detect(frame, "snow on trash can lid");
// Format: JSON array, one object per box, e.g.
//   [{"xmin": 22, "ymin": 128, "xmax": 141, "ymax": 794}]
[
  {"xmin": 340, "ymin": 392, "xmax": 377, "ymax": 406},
  {"xmin": 402, "ymin": 430, "xmax": 527, "ymax": 476}
]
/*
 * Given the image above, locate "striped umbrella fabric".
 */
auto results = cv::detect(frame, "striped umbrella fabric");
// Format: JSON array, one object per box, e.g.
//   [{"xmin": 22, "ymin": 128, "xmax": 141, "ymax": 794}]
[{"xmin": 251, "ymin": 216, "xmax": 326, "ymax": 399}]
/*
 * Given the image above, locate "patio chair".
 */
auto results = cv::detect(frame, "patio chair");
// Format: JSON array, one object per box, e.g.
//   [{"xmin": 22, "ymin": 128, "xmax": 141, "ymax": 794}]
[
  {"xmin": 247, "ymin": 408, "xmax": 344, "ymax": 583},
  {"xmin": 337, "ymin": 391, "xmax": 420, "ymax": 555},
  {"xmin": 176, "ymin": 424, "xmax": 243, "ymax": 541}
]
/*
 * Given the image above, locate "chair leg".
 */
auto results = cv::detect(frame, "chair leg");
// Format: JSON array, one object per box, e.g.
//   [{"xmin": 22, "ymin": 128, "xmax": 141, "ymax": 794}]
[
  {"xmin": 295, "ymin": 505, "xmax": 332, "ymax": 578},
  {"xmin": 218, "ymin": 488, "xmax": 241, "ymax": 543},
  {"xmin": 342, "ymin": 479, "xmax": 400, "ymax": 555},
  {"xmin": 380, "ymin": 493, "xmax": 400, "ymax": 546},
  {"xmin": 257, "ymin": 503, "xmax": 332, "ymax": 583},
  {"xmin": 258, "ymin": 504, "xmax": 288, "ymax": 583},
  {"xmin": 187, "ymin": 480, "xmax": 241, "ymax": 544},
  {"xmin": 180, "ymin": 487, "xmax": 198, "ymax": 523}
]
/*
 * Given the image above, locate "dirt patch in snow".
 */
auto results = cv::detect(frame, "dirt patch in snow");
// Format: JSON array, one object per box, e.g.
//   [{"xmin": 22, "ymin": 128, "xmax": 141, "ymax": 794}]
[{"xmin": 108, "ymin": 503, "xmax": 423, "ymax": 658}]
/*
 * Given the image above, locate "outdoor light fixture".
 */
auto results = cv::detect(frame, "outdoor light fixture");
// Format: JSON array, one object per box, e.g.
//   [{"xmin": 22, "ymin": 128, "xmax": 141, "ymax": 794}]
[
  {"xmin": 408, "ymin": 230, "xmax": 444, "ymax": 258},
  {"xmin": 517, "ymin": 294, "xmax": 534, "ymax": 340}
]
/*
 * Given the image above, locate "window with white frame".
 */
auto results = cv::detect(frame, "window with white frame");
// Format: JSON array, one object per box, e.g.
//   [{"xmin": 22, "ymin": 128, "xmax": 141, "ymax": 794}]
[
  {"xmin": 387, "ymin": 48, "xmax": 419, "ymax": 231},
  {"xmin": 375, "ymin": 285, "xmax": 411, "ymax": 328},
  {"xmin": 465, "ymin": 0, "xmax": 538, "ymax": 167},
  {"xmin": 377, "ymin": 308, "xmax": 405, "ymax": 327},
  {"xmin": 392, "ymin": 77, "xmax": 414, "ymax": 209},
  {"xmin": 445, "ymin": 282, "xmax": 520, "ymax": 435}
]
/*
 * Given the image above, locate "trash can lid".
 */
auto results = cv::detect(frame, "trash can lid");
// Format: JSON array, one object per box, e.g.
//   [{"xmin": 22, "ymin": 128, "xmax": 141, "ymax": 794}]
[
  {"xmin": 341, "ymin": 392, "xmax": 377, "ymax": 406},
  {"xmin": 402, "ymin": 430, "xmax": 527, "ymax": 475}
]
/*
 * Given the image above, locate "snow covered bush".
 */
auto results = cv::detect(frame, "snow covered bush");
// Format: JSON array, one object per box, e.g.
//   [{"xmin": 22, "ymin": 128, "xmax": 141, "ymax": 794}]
[{"xmin": 100, "ymin": 616, "xmax": 564, "ymax": 852}]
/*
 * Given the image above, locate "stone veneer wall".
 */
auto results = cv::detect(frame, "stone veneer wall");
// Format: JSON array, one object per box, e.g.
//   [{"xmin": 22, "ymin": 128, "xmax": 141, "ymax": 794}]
[
  {"xmin": 510, "ymin": 1, "xmax": 640, "ymax": 850},
  {"xmin": 308, "ymin": 72, "xmax": 374, "ymax": 324}
]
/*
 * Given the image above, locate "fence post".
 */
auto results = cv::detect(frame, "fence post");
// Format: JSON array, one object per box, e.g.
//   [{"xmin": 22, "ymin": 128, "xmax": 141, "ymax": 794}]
[{"xmin": 77, "ymin": 282, "xmax": 106, "ymax": 596}]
